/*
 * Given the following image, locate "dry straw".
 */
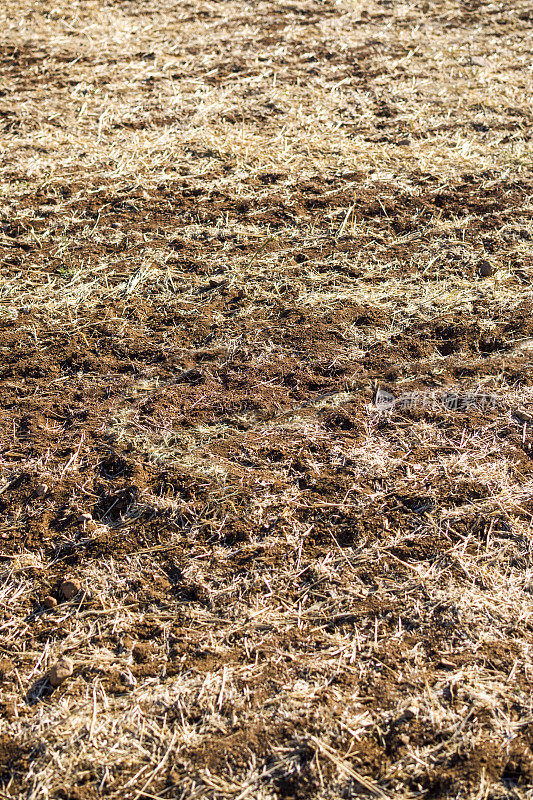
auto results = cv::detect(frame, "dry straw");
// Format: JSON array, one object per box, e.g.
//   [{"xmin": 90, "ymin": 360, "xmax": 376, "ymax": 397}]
[{"xmin": 0, "ymin": 0, "xmax": 532, "ymax": 798}]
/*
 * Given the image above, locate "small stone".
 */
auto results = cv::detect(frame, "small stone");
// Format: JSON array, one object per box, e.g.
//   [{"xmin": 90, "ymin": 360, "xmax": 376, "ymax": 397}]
[
  {"xmin": 77, "ymin": 512, "xmax": 92, "ymax": 524},
  {"xmin": 43, "ymin": 596, "xmax": 57, "ymax": 609},
  {"xmin": 399, "ymin": 733, "xmax": 410, "ymax": 746},
  {"xmin": 49, "ymin": 656, "xmax": 73, "ymax": 687},
  {"xmin": 35, "ymin": 483, "xmax": 49, "ymax": 498},
  {"xmin": 60, "ymin": 579, "xmax": 81, "ymax": 600},
  {"xmin": 477, "ymin": 260, "xmax": 493, "ymax": 277}
]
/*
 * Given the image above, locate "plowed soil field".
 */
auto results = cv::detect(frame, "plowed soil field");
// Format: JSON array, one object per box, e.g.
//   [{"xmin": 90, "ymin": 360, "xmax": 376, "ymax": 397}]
[{"xmin": 1, "ymin": 1, "xmax": 532, "ymax": 798}]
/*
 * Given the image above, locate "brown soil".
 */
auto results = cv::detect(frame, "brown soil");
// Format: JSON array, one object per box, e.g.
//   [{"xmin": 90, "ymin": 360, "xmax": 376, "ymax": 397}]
[{"xmin": 1, "ymin": 0, "xmax": 532, "ymax": 798}]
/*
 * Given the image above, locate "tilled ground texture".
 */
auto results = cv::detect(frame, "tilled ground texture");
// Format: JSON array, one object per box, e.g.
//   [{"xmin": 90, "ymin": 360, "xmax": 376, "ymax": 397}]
[{"xmin": 1, "ymin": 1, "xmax": 533, "ymax": 798}]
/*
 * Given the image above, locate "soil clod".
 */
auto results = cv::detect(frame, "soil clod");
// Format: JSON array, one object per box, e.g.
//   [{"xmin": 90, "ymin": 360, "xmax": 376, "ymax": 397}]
[
  {"xmin": 60, "ymin": 579, "xmax": 81, "ymax": 601},
  {"xmin": 477, "ymin": 260, "xmax": 494, "ymax": 277},
  {"xmin": 48, "ymin": 657, "xmax": 74, "ymax": 688}
]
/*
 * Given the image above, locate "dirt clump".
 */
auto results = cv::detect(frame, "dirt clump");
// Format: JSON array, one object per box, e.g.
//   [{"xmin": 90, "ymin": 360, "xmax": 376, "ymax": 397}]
[{"xmin": 48, "ymin": 657, "xmax": 74, "ymax": 688}]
